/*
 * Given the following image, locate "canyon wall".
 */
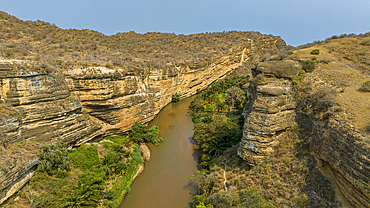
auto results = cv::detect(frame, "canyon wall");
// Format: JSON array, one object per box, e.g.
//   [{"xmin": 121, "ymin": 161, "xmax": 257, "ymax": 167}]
[
  {"xmin": 238, "ymin": 52, "xmax": 370, "ymax": 207},
  {"xmin": 0, "ymin": 60, "xmax": 103, "ymax": 204},
  {"xmin": 0, "ymin": 37, "xmax": 285, "ymax": 204},
  {"xmin": 64, "ymin": 49, "xmax": 248, "ymax": 138},
  {"xmin": 311, "ymin": 116, "xmax": 370, "ymax": 207}
]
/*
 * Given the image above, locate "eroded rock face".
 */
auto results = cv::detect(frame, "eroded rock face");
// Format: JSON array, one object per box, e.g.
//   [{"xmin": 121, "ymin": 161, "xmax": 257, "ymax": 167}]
[
  {"xmin": 63, "ymin": 40, "xmax": 259, "ymax": 136},
  {"xmin": 237, "ymin": 61, "xmax": 300, "ymax": 165},
  {"xmin": 0, "ymin": 36, "xmax": 284, "ymax": 204},
  {"xmin": 0, "ymin": 60, "xmax": 103, "ymax": 145},
  {"xmin": 139, "ymin": 143, "xmax": 151, "ymax": 162},
  {"xmin": 311, "ymin": 118, "xmax": 370, "ymax": 207},
  {"xmin": 256, "ymin": 60, "xmax": 301, "ymax": 78},
  {"xmin": 0, "ymin": 60, "xmax": 103, "ymax": 204}
]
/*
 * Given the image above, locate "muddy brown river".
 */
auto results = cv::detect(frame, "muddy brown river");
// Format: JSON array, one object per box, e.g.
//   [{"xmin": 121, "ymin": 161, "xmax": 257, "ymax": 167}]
[{"xmin": 119, "ymin": 96, "xmax": 199, "ymax": 208}]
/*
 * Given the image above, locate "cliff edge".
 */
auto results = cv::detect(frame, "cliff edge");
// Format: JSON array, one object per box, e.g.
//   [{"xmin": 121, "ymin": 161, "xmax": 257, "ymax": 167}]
[{"xmin": 238, "ymin": 36, "xmax": 370, "ymax": 207}]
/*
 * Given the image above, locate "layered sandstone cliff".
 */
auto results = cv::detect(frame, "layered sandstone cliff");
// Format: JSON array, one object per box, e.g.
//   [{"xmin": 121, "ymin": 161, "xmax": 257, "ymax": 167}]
[
  {"xmin": 237, "ymin": 60, "xmax": 300, "ymax": 165},
  {"xmin": 63, "ymin": 39, "xmax": 261, "ymax": 137},
  {"xmin": 238, "ymin": 39, "xmax": 370, "ymax": 208},
  {"xmin": 286, "ymin": 40, "xmax": 370, "ymax": 208},
  {"xmin": 0, "ymin": 36, "xmax": 284, "ymax": 204},
  {"xmin": 296, "ymin": 43, "xmax": 370, "ymax": 207},
  {"xmin": 0, "ymin": 60, "xmax": 103, "ymax": 204}
]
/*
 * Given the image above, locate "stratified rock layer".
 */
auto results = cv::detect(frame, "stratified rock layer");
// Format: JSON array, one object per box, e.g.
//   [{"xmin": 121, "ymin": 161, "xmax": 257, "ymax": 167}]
[
  {"xmin": 63, "ymin": 40, "xmax": 259, "ymax": 137},
  {"xmin": 0, "ymin": 35, "xmax": 285, "ymax": 204},
  {"xmin": 311, "ymin": 118, "xmax": 370, "ymax": 207},
  {"xmin": 0, "ymin": 60, "xmax": 103, "ymax": 204},
  {"xmin": 237, "ymin": 61, "xmax": 300, "ymax": 165}
]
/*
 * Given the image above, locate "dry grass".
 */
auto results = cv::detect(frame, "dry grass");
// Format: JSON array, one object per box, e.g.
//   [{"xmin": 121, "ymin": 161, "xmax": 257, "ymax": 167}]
[
  {"xmin": 194, "ymin": 128, "xmax": 341, "ymax": 207},
  {"xmin": 0, "ymin": 12, "xmax": 285, "ymax": 73}
]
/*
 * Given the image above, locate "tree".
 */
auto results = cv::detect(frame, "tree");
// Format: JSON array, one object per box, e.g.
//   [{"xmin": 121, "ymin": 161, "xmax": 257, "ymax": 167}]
[
  {"xmin": 225, "ymin": 86, "xmax": 245, "ymax": 107},
  {"xmin": 208, "ymin": 137, "xmax": 227, "ymax": 156},
  {"xmin": 64, "ymin": 181, "xmax": 100, "ymax": 208},
  {"xmin": 172, "ymin": 92, "xmax": 180, "ymax": 102},
  {"xmin": 37, "ymin": 142, "xmax": 70, "ymax": 178},
  {"xmin": 128, "ymin": 122, "xmax": 163, "ymax": 145},
  {"xmin": 209, "ymin": 94, "xmax": 219, "ymax": 104},
  {"xmin": 205, "ymin": 104, "xmax": 215, "ymax": 113},
  {"xmin": 216, "ymin": 101, "xmax": 226, "ymax": 112}
]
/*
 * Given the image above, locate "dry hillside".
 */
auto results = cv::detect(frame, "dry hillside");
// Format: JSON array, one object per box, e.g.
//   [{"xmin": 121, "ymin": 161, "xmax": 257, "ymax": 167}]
[{"xmin": 0, "ymin": 11, "xmax": 285, "ymax": 72}]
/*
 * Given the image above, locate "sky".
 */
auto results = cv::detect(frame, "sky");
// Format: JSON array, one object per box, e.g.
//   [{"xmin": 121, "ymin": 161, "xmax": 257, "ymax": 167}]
[{"xmin": 0, "ymin": 0, "xmax": 369, "ymax": 46}]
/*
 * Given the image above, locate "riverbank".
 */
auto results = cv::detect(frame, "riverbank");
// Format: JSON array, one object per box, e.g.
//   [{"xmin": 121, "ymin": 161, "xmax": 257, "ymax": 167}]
[{"xmin": 1, "ymin": 136, "xmax": 146, "ymax": 208}]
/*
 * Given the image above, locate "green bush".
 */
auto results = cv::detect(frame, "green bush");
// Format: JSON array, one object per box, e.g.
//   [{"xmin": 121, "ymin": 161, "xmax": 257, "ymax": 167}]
[
  {"xmin": 128, "ymin": 122, "xmax": 163, "ymax": 145},
  {"xmin": 106, "ymin": 201, "xmax": 119, "ymax": 208},
  {"xmin": 69, "ymin": 145, "xmax": 100, "ymax": 171},
  {"xmin": 237, "ymin": 189, "xmax": 275, "ymax": 208},
  {"xmin": 126, "ymin": 186, "xmax": 131, "ymax": 194},
  {"xmin": 64, "ymin": 180, "xmax": 101, "ymax": 208},
  {"xmin": 172, "ymin": 92, "xmax": 181, "ymax": 102},
  {"xmin": 116, "ymin": 162, "xmax": 127, "ymax": 174},
  {"xmin": 301, "ymin": 60, "xmax": 317, "ymax": 72},
  {"xmin": 37, "ymin": 142, "xmax": 70, "ymax": 178},
  {"xmin": 104, "ymin": 190, "xmax": 117, "ymax": 200},
  {"xmin": 310, "ymin": 49, "xmax": 320, "ymax": 55},
  {"xmin": 132, "ymin": 144, "xmax": 144, "ymax": 164}
]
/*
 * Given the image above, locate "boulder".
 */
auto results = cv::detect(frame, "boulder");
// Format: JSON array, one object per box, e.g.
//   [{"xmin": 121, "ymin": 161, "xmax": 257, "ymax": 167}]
[
  {"xmin": 139, "ymin": 143, "xmax": 151, "ymax": 162},
  {"xmin": 256, "ymin": 60, "xmax": 301, "ymax": 78}
]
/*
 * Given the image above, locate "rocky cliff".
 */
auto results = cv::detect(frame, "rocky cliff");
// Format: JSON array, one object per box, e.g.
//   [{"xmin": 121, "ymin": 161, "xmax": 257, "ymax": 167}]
[
  {"xmin": 238, "ymin": 37, "xmax": 370, "ymax": 208},
  {"xmin": 0, "ymin": 35, "xmax": 285, "ymax": 204},
  {"xmin": 237, "ymin": 60, "xmax": 300, "ymax": 165},
  {"xmin": 0, "ymin": 60, "xmax": 103, "ymax": 204},
  {"xmin": 63, "ymin": 42, "xmax": 254, "ymax": 137},
  {"xmin": 293, "ymin": 39, "xmax": 370, "ymax": 207}
]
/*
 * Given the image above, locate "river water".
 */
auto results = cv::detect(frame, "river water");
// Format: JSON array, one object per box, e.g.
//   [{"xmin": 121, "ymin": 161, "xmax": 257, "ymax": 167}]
[{"xmin": 119, "ymin": 96, "xmax": 199, "ymax": 208}]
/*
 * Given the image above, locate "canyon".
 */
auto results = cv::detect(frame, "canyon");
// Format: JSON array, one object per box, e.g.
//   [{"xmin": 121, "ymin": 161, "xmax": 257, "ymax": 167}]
[
  {"xmin": 0, "ymin": 11, "xmax": 370, "ymax": 207},
  {"xmin": 0, "ymin": 35, "xmax": 284, "ymax": 204}
]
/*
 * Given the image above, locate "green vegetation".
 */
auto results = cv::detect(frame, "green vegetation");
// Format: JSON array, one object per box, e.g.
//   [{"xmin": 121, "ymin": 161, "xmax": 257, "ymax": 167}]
[
  {"xmin": 310, "ymin": 49, "xmax": 320, "ymax": 55},
  {"xmin": 172, "ymin": 92, "xmax": 181, "ymax": 102},
  {"xmin": 128, "ymin": 122, "xmax": 163, "ymax": 145},
  {"xmin": 360, "ymin": 81, "xmax": 370, "ymax": 92},
  {"xmin": 190, "ymin": 74, "xmax": 270, "ymax": 207},
  {"xmin": 37, "ymin": 142, "xmax": 70, "ymax": 178},
  {"xmin": 191, "ymin": 75, "xmax": 249, "ymax": 170},
  {"xmin": 192, "ymin": 189, "xmax": 275, "ymax": 208},
  {"xmin": 189, "ymin": 71, "xmax": 340, "ymax": 207},
  {"xmin": 15, "ymin": 134, "xmax": 143, "ymax": 208},
  {"xmin": 300, "ymin": 60, "xmax": 317, "ymax": 72},
  {"xmin": 190, "ymin": 75, "xmax": 249, "ymax": 125}
]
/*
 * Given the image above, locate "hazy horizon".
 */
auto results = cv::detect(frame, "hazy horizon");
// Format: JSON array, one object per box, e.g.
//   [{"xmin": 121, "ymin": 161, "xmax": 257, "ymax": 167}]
[{"xmin": 1, "ymin": 0, "xmax": 369, "ymax": 46}]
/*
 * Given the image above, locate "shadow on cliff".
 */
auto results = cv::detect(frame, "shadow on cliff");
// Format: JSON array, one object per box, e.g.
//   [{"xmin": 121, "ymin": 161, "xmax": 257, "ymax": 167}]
[{"xmin": 293, "ymin": 84, "xmax": 345, "ymax": 207}]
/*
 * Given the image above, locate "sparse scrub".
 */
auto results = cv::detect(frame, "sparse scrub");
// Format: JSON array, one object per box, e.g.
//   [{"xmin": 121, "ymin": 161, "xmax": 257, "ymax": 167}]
[
  {"xmin": 359, "ymin": 81, "xmax": 370, "ymax": 92},
  {"xmin": 360, "ymin": 39, "xmax": 370, "ymax": 46},
  {"xmin": 300, "ymin": 60, "xmax": 317, "ymax": 72},
  {"xmin": 310, "ymin": 49, "xmax": 320, "ymax": 55},
  {"xmin": 0, "ymin": 11, "xmax": 284, "ymax": 72}
]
